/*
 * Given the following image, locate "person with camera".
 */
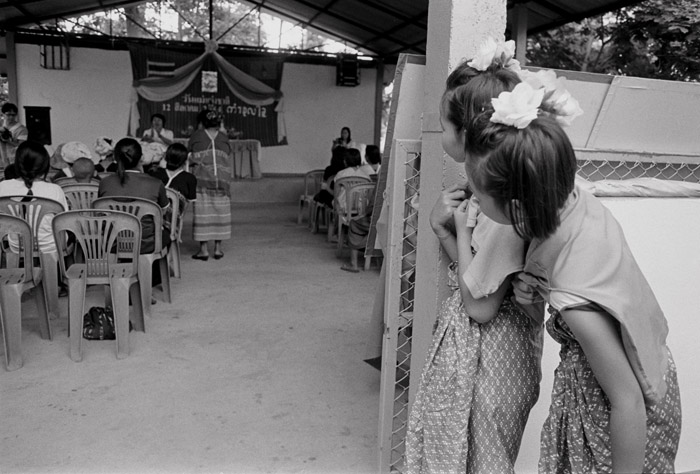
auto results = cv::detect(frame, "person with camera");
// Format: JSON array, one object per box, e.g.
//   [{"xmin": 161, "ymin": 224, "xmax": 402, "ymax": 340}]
[{"xmin": 0, "ymin": 103, "xmax": 29, "ymax": 171}]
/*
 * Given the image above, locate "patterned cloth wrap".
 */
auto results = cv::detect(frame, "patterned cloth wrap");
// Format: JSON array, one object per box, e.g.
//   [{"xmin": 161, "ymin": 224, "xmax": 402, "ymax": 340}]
[{"xmin": 190, "ymin": 149, "xmax": 233, "ymax": 197}]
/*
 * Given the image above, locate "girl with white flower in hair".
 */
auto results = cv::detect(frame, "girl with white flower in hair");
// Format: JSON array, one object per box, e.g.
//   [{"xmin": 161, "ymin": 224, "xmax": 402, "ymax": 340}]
[
  {"xmin": 405, "ymin": 38, "xmax": 545, "ymax": 474},
  {"xmin": 463, "ymin": 80, "xmax": 681, "ymax": 473}
]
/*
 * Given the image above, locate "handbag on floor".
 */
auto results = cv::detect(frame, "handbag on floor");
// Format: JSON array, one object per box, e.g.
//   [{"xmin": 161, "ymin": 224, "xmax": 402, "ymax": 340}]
[{"xmin": 82, "ymin": 306, "xmax": 124, "ymax": 340}]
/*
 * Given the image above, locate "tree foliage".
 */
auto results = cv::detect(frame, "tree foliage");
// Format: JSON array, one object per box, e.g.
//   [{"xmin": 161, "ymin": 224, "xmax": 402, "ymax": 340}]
[{"xmin": 526, "ymin": 0, "xmax": 700, "ymax": 81}]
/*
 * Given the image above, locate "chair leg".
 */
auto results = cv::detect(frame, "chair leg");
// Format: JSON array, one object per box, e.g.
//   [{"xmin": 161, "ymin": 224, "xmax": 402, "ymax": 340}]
[
  {"xmin": 159, "ymin": 255, "xmax": 172, "ymax": 304},
  {"xmin": 0, "ymin": 284, "xmax": 25, "ymax": 371},
  {"xmin": 297, "ymin": 200, "xmax": 304, "ymax": 225},
  {"xmin": 129, "ymin": 281, "xmax": 145, "ymax": 332},
  {"xmin": 39, "ymin": 252, "xmax": 60, "ymax": 319},
  {"xmin": 32, "ymin": 281, "xmax": 52, "ymax": 341},
  {"xmin": 138, "ymin": 256, "xmax": 154, "ymax": 318},
  {"xmin": 109, "ymin": 277, "xmax": 131, "ymax": 359},
  {"xmin": 170, "ymin": 242, "xmax": 181, "ymax": 279},
  {"xmin": 67, "ymin": 278, "xmax": 87, "ymax": 362},
  {"xmin": 364, "ymin": 254, "xmax": 372, "ymax": 271}
]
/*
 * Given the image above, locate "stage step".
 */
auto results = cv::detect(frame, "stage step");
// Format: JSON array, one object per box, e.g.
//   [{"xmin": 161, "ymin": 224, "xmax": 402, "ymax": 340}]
[{"xmin": 230, "ymin": 173, "xmax": 305, "ymax": 203}]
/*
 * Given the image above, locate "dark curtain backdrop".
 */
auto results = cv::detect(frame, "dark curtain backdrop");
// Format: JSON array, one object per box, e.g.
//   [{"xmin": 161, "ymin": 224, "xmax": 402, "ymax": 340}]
[{"xmin": 128, "ymin": 43, "xmax": 285, "ymax": 147}]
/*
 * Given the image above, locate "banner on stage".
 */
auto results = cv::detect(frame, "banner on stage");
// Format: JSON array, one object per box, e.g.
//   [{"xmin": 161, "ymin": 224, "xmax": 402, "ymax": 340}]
[{"xmin": 129, "ymin": 44, "xmax": 286, "ymax": 147}]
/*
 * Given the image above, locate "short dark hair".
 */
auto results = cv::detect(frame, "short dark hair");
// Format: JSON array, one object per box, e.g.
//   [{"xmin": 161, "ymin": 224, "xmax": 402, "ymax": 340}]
[
  {"xmin": 345, "ymin": 148, "xmax": 362, "ymax": 167},
  {"xmin": 72, "ymin": 157, "xmax": 96, "ymax": 180},
  {"xmin": 164, "ymin": 143, "xmax": 189, "ymax": 170},
  {"xmin": 465, "ymin": 114, "xmax": 577, "ymax": 240},
  {"xmin": 14, "ymin": 141, "xmax": 50, "ymax": 189},
  {"xmin": 365, "ymin": 145, "xmax": 381, "ymax": 165},
  {"xmin": 151, "ymin": 113, "xmax": 166, "ymax": 124},
  {"xmin": 2, "ymin": 103, "xmax": 18, "ymax": 114}
]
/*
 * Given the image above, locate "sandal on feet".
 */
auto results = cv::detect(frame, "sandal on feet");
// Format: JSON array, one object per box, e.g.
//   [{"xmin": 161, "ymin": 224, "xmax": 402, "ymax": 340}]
[
  {"xmin": 213, "ymin": 252, "xmax": 224, "ymax": 260},
  {"xmin": 192, "ymin": 254, "xmax": 209, "ymax": 261},
  {"xmin": 340, "ymin": 264, "xmax": 360, "ymax": 273}
]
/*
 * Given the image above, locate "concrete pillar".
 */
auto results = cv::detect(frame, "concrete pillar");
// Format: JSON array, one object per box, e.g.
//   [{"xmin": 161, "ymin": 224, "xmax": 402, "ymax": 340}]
[{"xmin": 410, "ymin": 0, "xmax": 508, "ymax": 404}]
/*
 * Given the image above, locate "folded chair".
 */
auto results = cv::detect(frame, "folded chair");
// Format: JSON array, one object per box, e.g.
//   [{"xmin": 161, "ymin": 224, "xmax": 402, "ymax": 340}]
[
  {"xmin": 0, "ymin": 214, "xmax": 51, "ymax": 370},
  {"xmin": 60, "ymin": 182, "xmax": 100, "ymax": 210},
  {"xmin": 92, "ymin": 196, "xmax": 171, "ymax": 317},
  {"xmin": 52, "ymin": 210, "xmax": 144, "ymax": 361},
  {"xmin": 298, "ymin": 169, "xmax": 324, "ymax": 226},
  {"xmin": 165, "ymin": 188, "xmax": 188, "ymax": 279},
  {"xmin": 0, "ymin": 195, "xmax": 66, "ymax": 320}
]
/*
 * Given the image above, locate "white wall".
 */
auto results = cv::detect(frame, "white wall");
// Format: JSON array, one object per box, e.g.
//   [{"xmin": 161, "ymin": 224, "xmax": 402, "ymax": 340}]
[
  {"xmin": 16, "ymin": 43, "xmax": 133, "ymax": 158},
  {"xmin": 14, "ymin": 43, "xmax": 377, "ymax": 174},
  {"xmin": 265, "ymin": 62, "xmax": 377, "ymax": 174},
  {"xmin": 516, "ymin": 197, "xmax": 700, "ymax": 473}
]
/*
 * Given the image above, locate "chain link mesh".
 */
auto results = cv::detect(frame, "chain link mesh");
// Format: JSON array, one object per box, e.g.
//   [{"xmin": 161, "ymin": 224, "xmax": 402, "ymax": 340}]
[
  {"xmin": 577, "ymin": 159, "xmax": 700, "ymax": 183},
  {"xmin": 388, "ymin": 151, "xmax": 421, "ymax": 473}
]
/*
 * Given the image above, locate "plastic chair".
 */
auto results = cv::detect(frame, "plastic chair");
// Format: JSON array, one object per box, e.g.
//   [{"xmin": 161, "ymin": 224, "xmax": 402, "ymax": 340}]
[
  {"xmin": 298, "ymin": 169, "xmax": 324, "ymax": 226},
  {"xmin": 92, "ymin": 196, "xmax": 171, "ymax": 317},
  {"xmin": 0, "ymin": 214, "xmax": 51, "ymax": 370},
  {"xmin": 335, "ymin": 182, "xmax": 376, "ymax": 259},
  {"xmin": 0, "ymin": 195, "xmax": 66, "ymax": 320},
  {"xmin": 60, "ymin": 182, "xmax": 100, "ymax": 210},
  {"xmin": 329, "ymin": 176, "xmax": 371, "ymax": 243},
  {"xmin": 52, "ymin": 210, "xmax": 144, "ymax": 361},
  {"xmin": 165, "ymin": 188, "xmax": 188, "ymax": 279}
]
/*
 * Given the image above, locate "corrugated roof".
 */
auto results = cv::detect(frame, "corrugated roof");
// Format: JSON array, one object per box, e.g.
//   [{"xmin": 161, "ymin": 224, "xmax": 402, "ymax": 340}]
[{"xmin": 0, "ymin": 0, "xmax": 645, "ymax": 58}]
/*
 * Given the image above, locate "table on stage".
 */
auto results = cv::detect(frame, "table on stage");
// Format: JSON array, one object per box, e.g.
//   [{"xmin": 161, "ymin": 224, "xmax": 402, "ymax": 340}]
[{"xmin": 175, "ymin": 138, "xmax": 262, "ymax": 179}]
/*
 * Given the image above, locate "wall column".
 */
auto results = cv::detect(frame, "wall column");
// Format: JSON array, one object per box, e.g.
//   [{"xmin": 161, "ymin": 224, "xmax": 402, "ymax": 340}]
[{"xmin": 410, "ymin": 0, "xmax": 508, "ymax": 403}]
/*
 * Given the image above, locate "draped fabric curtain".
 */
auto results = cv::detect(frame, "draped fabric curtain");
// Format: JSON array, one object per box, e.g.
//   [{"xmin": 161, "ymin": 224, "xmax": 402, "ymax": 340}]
[{"xmin": 129, "ymin": 43, "xmax": 285, "ymax": 144}]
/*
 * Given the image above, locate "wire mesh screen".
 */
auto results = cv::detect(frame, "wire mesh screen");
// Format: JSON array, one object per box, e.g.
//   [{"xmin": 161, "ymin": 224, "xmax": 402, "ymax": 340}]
[
  {"xmin": 577, "ymin": 158, "xmax": 700, "ymax": 182},
  {"xmin": 378, "ymin": 140, "xmax": 421, "ymax": 474}
]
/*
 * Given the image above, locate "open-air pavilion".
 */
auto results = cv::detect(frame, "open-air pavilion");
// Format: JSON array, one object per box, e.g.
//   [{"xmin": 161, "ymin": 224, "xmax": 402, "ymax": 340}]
[{"xmin": 1, "ymin": 1, "xmax": 700, "ymax": 474}]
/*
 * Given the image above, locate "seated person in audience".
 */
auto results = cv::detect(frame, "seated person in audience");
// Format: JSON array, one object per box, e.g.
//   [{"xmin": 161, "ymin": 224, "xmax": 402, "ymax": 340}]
[
  {"xmin": 94, "ymin": 136, "xmax": 116, "ymax": 173},
  {"xmin": 333, "ymin": 148, "xmax": 371, "ymax": 182},
  {"xmin": 50, "ymin": 141, "xmax": 100, "ymax": 183},
  {"xmin": 72, "ymin": 158, "xmax": 99, "ymax": 183},
  {"xmin": 149, "ymin": 143, "xmax": 197, "ymax": 201},
  {"xmin": 98, "ymin": 138, "xmax": 170, "ymax": 255},
  {"xmin": 314, "ymin": 147, "xmax": 347, "ymax": 209},
  {"xmin": 0, "ymin": 140, "xmax": 69, "ymax": 256},
  {"xmin": 142, "ymin": 113, "xmax": 174, "ymax": 146},
  {"xmin": 359, "ymin": 144, "xmax": 381, "ymax": 176}
]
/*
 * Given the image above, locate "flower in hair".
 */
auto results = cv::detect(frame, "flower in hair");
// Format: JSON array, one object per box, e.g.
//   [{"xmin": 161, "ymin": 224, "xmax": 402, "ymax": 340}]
[
  {"xmin": 490, "ymin": 82, "xmax": 544, "ymax": 129},
  {"xmin": 467, "ymin": 37, "xmax": 521, "ymax": 72},
  {"xmin": 518, "ymin": 69, "xmax": 583, "ymax": 126}
]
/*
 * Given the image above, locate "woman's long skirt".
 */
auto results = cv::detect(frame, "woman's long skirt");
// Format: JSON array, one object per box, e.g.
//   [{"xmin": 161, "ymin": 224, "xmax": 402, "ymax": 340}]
[{"xmin": 193, "ymin": 189, "xmax": 231, "ymax": 241}]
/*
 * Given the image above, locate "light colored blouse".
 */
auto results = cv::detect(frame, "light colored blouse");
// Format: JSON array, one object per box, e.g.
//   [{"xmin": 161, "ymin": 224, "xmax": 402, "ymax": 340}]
[{"xmin": 524, "ymin": 185, "xmax": 670, "ymax": 404}]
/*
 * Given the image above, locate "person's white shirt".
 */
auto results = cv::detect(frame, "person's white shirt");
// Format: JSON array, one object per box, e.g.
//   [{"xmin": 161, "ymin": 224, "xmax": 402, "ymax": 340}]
[
  {"xmin": 0, "ymin": 179, "xmax": 68, "ymax": 253},
  {"xmin": 142, "ymin": 128, "xmax": 174, "ymax": 145}
]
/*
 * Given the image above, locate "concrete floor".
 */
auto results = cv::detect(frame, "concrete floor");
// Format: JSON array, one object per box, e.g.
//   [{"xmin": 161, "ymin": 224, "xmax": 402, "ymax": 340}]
[{"xmin": 0, "ymin": 203, "xmax": 382, "ymax": 474}]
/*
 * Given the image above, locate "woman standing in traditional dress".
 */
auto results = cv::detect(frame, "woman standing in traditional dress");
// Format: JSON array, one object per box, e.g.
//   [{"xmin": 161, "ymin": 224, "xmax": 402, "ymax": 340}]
[
  {"xmin": 405, "ymin": 40, "xmax": 543, "ymax": 474},
  {"xmin": 188, "ymin": 110, "xmax": 232, "ymax": 261}
]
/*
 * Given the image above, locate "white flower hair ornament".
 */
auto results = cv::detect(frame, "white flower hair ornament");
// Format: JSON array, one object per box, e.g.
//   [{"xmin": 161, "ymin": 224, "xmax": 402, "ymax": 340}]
[
  {"xmin": 467, "ymin": 37, "xmax": 521, "ymax": 72},
  {"xmin": 518, "ymin": 69, "xmax": 584, "ymax": 126},
  {"xmin": 490, "ymin": 82, "xmax": 545, "ymax": 129}
]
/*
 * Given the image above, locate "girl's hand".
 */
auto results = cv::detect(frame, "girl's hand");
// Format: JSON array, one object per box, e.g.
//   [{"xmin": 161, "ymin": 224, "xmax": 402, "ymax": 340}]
[
  {"xmin": 430, "ymin": 184, "xmax": 467, "ymax": 236},
  {"xmin": 453, "ymin": 196, "xmax": 479, "ymax": 233},
  {"xmin": 512, "ymin": 272, "xmax": 544, "ymax": 305}
]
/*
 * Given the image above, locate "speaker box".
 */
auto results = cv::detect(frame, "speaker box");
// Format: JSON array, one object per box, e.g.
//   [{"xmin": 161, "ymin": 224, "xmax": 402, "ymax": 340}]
[
  {"xmin": 24, "ymin": 106, "xmax": 52, "ymax": 145},
  {"xmin": 336, "ymin": 55, "xmax": 360, "ymax": 87}
]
